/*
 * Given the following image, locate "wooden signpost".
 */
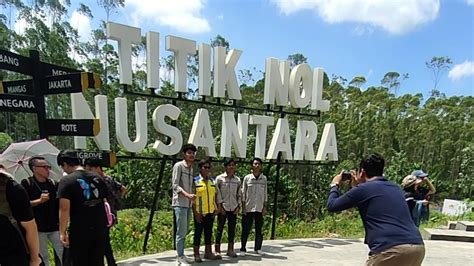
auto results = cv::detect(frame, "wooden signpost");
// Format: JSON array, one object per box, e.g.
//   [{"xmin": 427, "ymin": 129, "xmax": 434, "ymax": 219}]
[{"xmin": 0, "ymin": 48, "xmax": 101, "ymax": 138}]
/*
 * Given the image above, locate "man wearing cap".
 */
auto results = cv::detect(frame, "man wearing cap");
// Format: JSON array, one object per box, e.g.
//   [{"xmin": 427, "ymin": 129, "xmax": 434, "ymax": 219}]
[{"xmin": 57, "ymin": 150, "xmax": 109, "ymax": 266}]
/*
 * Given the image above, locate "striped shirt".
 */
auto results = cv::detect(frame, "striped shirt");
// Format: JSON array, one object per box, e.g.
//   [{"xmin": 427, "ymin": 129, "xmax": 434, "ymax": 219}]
[
  {"xmin": 242, "ymin": 173, "xmax": 267, "ymax": 213},
  {"xmin": 215, "ymin": 172, "xmax": 241, "ymax": 212},
  {"xmin": 171, "ymin": 160, "xmax": 194, "ymax": 207}
]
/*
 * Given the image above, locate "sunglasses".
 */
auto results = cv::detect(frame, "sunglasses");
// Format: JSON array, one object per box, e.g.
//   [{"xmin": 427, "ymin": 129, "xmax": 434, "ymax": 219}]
[
  {"xmin": 35, "ymin": 165, "xmax": 52, "ymax": 169},
  {"xmin": 203, "ymin": 166, "xmax": 211, "ymax": 169}
]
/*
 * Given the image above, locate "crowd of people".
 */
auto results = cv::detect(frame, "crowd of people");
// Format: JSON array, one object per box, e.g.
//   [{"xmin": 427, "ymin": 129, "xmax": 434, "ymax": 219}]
[
  {"xmin": 0, "ymin": 144, "xmax": 435, "ymax": 266},
  {"xmin": 0, "ymin": 151, "xmax": 126, "ymax": 266}
]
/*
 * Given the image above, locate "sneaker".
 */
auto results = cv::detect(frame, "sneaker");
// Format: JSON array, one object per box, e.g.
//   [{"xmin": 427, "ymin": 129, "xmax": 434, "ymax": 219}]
[
  {"xmin": 256, "ymin": 250, "xmax": 266, "ymax": 256},
  {"xmin": 177, "ymin": 256, "xmax": 192, "ymax": 265},
  {"xmin": 239, "ymin": 251, "xmax": 246, "ymax": 257}
]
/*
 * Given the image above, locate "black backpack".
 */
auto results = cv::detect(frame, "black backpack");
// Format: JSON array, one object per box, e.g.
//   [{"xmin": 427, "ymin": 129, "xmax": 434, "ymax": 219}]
[{"xmin": 0, "ymin": 174, "xmax": 29, "ymax": 254}]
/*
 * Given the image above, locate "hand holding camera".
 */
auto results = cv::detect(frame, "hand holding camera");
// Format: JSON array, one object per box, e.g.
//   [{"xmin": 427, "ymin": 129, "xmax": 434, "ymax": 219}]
[{"xmin": 342, "ymin": 171, "xmax": 352, "ymax": 181}]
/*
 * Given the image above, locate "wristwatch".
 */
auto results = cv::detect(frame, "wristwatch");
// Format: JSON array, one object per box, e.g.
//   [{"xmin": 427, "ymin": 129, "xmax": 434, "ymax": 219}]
[{"xmin": 330, "ymin": 183, "xmax": 339, "ymax": 188}]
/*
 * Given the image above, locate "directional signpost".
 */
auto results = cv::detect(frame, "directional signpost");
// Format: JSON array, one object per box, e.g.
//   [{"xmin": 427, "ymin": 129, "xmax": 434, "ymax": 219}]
[
  {"xmin": 1, "ymin": 48, "xmax": 118, "ymax": 171},
  {"xmin": 0, "ymin": 48, "xmax": 101, "ymax": 138}
]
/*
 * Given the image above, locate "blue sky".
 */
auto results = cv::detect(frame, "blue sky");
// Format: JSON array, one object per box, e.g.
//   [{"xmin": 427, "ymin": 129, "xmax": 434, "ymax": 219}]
[{"xmin": 63, "ymin": 0, "xmax": 473, "ymax": 97}]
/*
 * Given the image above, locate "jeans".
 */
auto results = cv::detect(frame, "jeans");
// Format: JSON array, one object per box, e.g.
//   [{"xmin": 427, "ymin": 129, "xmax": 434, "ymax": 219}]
[
  {"xmin": 412, "ymin": 201, "xmax": 429, "ymax": 227},
  {"xmin": 174, "ymin": 206, "xmax": 192, "ymax": 257},
  {"xmin": 38, "ymin": 231, "xmax": 63, "ymax": 266},
  {"xmin": 240, "ymin": 212, "xmax": 264, "ymax": 252}
]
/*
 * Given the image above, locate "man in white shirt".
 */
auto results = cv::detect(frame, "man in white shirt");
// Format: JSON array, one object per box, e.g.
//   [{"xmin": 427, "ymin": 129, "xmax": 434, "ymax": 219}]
[{"xmin": 240, "ymin": 157, "xmax": 267, "ymax": 256}]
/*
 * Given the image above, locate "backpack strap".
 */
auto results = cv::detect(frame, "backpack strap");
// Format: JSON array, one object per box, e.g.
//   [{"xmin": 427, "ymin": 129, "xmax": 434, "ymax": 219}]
[{"xmin": 0, "ymin": 175, "xmax": 29, "ymax": 254}]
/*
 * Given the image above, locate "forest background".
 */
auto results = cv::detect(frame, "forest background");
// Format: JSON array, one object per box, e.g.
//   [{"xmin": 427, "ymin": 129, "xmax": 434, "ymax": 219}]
[{"xmin": 0, "ymin": 0, "xmax": 472, "ymax": 259}]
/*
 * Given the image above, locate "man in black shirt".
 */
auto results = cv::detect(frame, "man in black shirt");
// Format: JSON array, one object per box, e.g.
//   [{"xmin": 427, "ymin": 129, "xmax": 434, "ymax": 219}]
[
  {"xmin": 21, "ymin": 156, "xmax": 63, "ymax": 266},
  {"xmin": 0, "ymin": 166, "xmax": 41, "ymax": 266},
  {"xmin": 85, "ymin": 157, "xmax": 127, "ymax": 266},
  {"xmin": 57, "ymin": 150, "xmax": 108, "ymax": 266}
]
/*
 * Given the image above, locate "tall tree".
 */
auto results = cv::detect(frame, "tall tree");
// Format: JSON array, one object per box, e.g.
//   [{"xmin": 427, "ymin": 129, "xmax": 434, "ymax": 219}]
[
  {"xmin": 97, "ymin": 0, "xmax": 124, "ymax": 22},
  {"xmin": 425, "ymin": 56, "xmax": 452, "ymax": 91},
  {"xmin": 381, "ymin": 71, "xmax": 409, "ymax": 95}
]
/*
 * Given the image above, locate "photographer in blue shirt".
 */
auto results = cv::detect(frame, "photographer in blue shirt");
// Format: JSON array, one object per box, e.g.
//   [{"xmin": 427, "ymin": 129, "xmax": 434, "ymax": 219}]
[{"xmin": 327, "ymin": 154, "xmax": 425, "ymax": 266}]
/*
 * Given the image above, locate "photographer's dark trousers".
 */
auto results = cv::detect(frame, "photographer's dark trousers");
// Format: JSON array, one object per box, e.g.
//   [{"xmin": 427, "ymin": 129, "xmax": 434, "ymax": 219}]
[
  {"xmin": 70, "ymin": 228, "xmax": 107, "ymax": 266},
  {"xmin": 240, "ymin": 212, "xmax": 263, "ymax": 252},
  {"xmin": 215, "ymin": 211, "xmax": 237, "ymax": 244},
  {"xmin": 193, "ymin": 213, "xmax": 215, "ymax": 246}
]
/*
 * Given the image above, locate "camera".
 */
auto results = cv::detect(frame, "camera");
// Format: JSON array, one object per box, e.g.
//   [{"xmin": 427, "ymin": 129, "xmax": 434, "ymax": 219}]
[{"xmin": 342, "ymin": 171, "xmax": 352, "ymax": 181}]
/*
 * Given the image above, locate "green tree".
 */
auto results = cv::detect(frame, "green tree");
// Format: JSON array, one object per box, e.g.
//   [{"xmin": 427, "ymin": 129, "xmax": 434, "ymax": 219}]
[
  {"xmin": 348, "ymin": 76, "xmax": 366, "ymax": 89},
  {"xmin": 287, "ymin": 53, "xmax": 307, "ymax": 68},
  {"xmin": 425, "ymin": 56, "xmax": 452, "ymax": 91}
]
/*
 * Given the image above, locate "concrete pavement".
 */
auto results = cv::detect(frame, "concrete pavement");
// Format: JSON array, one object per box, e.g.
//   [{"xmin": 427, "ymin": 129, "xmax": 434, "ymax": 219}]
[{"xmin": 118, "ymin": 238, "xmax": 474, "ymax": 265}]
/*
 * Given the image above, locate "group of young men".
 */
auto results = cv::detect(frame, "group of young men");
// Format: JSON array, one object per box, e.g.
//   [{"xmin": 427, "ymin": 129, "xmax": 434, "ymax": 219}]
[
  {"xmin": 1, "ymin": 144, "xmax": 433, "ymax": 266},
  {"xmin": 0, "ymin": 151, "xmax": 126, "ymax": 266},
  {"xmin": 172, "ymin": 143, "xmax": 268, "ymax": 264}
]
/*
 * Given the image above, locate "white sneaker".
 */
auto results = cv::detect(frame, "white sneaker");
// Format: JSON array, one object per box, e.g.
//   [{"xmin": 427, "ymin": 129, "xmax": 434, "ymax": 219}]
[
  {"xmin": 239, "ymin": 251, "xmax": 246, "ymax": 257},
  {"xmin": 256, "ymin": 250, "xmax": 266, "ymax": 256},
  {"xmin": 177, "ymin": 255, "xmax": 192, "ymax": 265}
]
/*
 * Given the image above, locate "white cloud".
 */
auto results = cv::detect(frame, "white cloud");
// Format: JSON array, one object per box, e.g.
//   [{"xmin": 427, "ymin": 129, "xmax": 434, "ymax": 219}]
[
  {"xmin": 448, "ymin": 61, "xmax": 474, "ymax": 81},
  {"xmin": 271, "ymin": 0, "xmax": 440, "ymax": 34},
  {"xmin": 126, "ymin": 0, "xmax": 211, "ymax": 34},
  {"xmin": 467, "ymin": 0, "xmax": 474, "ymax": 6},
  {"xmin": 70, "ymin": 11, "xmax": 91, "ymax": 41}
]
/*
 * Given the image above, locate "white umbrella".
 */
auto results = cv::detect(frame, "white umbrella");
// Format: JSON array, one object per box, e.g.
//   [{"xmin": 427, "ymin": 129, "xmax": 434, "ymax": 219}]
[{"xmin": 0, "ymin": 139, "xmax": 63, "ymax": 182}]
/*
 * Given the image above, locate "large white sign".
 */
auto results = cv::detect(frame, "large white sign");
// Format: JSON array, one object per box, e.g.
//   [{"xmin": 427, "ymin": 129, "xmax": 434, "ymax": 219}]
[{"xmin": 72, "ymin": 22, "xmax": 338, "ymax": 161}]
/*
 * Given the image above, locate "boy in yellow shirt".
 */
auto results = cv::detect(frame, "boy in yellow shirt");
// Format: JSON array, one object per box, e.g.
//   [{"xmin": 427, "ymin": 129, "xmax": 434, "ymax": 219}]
[{"xmin": 192, "ymin": 159, "xmax": 220, "ymax": 262}]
